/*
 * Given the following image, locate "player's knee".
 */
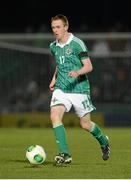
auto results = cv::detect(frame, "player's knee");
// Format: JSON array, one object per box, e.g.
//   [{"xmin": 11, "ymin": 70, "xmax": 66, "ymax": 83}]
[
  {"xmin": 80, "ymin": 119, "xmax": 92, "ymax": 131},
  {"xmin": 50, "ymin": 113, "xmax": 56, "ymax": 122},
  {"xmin": 50, "ymin": 113, "xmax": 61, "ymax": 124}
]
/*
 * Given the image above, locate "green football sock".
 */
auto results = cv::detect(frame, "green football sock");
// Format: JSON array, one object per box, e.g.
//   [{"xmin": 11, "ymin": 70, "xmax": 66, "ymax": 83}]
[
  {"xmin": 90, "ymin": 122, "xmax": 109, "ymax": 148},
  {"xmin": 53, "ymin": 124, "xmax": 70, "ymax": 155}
]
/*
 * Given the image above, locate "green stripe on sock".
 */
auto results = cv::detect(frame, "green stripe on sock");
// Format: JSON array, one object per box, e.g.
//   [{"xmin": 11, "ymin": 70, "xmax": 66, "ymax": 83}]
[{"xmin": 90, "ymin": 122, "xmax": 109, "ymax": 147}]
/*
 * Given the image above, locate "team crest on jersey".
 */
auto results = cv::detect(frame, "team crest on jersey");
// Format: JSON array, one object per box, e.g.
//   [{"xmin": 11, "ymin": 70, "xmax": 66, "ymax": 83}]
[{"xmin": 65, "ymin": 48, "xmax": 72, "ymax": 56}]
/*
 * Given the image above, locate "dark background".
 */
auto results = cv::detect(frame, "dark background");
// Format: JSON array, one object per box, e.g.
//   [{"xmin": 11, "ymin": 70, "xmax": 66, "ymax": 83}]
[{"xmin": 0, "ymin": 0, "xmax": 130, "ymax": 33}]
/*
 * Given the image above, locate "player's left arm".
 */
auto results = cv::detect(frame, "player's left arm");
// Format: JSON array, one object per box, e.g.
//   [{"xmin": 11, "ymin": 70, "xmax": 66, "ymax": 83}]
[{"xmin": 68, "ymin": 57, "xmax": 93, "ymax": 78}]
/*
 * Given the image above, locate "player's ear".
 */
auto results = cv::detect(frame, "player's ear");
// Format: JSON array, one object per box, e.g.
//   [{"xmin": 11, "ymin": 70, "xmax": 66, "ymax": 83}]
[{"xmin": 64, "ymin": 25, "xmax": 68, "ymax": 31}]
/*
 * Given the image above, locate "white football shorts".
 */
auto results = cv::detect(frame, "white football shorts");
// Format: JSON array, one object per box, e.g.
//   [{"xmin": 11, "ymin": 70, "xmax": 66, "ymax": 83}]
[{"xmin": 50, "ymin": 89, "xmax": 96, "ymax": 117}]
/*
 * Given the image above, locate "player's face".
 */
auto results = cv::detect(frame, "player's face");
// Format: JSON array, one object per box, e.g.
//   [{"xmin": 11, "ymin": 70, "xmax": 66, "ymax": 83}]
[{"xmin": 51, "ymin": 19, "xmax": 68, "ymax": 40}]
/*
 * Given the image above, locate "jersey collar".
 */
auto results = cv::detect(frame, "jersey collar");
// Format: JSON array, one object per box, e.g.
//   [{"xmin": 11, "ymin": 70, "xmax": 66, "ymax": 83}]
[{"xmin": 56, "ymin": 33, "xmax": 73, "ymax": 48}]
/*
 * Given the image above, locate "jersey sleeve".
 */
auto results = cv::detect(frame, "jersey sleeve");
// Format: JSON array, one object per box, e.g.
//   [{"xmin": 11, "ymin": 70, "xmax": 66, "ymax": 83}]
[
  {"xmin": 49, "ymin": 42, "xmax": 55, "ymax": 56},
  {"xmin": 75, "ymin": 39, "xmax": 89, "ymax": 61}
]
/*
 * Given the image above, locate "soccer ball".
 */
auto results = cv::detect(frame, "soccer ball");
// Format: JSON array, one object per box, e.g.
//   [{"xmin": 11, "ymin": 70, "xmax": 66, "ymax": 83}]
[{"xmin": 26, "ymin": 145, "xmax": 46, "ymax": 165}]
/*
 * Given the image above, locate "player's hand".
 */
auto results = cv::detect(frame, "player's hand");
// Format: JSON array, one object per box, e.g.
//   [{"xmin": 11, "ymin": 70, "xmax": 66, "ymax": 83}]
[
  {"xmin": 49, "ymin": 82, "xmax": 55, "ymax": 92},
  {"xmin": 68, "ymin": 71, "xmax": 80, "ymax": 78}
]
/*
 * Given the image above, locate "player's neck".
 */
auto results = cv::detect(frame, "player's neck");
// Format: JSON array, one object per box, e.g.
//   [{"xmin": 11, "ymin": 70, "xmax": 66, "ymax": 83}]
[{"xmin": 59, "ymin": 32, "xmax": 71, "ymax": 44}]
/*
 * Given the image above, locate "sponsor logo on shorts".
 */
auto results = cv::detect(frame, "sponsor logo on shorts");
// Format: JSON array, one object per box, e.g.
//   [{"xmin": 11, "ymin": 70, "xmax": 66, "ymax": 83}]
[{"xmin": 52, "ymin": 97, "xmax": 58, "ymax": 103}]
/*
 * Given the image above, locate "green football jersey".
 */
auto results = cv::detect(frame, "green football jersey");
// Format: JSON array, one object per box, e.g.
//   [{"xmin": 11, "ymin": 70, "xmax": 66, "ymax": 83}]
[{"xmin": 50, "ymin": 34, "xmax": 91, "ymax": 94}]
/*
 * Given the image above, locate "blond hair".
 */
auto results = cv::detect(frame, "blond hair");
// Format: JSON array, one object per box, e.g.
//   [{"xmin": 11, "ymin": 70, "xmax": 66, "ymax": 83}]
[{"xmin": 51, "ymin": 14, "xmax": 69, "ymax": 27}]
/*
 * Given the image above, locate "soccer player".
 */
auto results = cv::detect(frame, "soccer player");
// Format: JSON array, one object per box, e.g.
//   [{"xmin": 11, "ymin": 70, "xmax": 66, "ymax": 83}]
[{"xmin": 49, "ymin": 14, "xmax": 110, "ymax": 164}]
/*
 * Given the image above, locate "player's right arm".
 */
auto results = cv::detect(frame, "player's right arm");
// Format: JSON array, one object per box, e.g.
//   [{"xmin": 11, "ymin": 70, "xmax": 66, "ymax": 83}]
[{"xmin": 49, "ymin": 67, "xmax": 57, "ymax": 92}]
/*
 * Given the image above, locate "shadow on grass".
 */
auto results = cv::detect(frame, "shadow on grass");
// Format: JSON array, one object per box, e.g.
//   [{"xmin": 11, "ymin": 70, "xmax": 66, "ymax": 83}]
[
  {"xmin": 6, "ymin": 159, "xmax": 54, "ymax": 167},
  {"xmin": 9, "ymin": 159, "xmax": 27, "ymax": 163},
  {"xmin": 24, "ymin": 161, "xmax": 54, "ymax": 168},
  {"xmin": 7, "ymin": 159, "xmax": 106, "ymax": 168}
]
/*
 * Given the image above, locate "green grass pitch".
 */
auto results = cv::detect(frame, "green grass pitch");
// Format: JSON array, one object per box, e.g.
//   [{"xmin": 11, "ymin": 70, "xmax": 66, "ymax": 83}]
[{"xmin": 0, "ymin": 127, "xmax": 131, "ymax": 179}]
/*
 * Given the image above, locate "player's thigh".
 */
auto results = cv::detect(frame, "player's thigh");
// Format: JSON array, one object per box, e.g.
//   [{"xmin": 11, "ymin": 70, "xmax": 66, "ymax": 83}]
[
  {"xmin": 80, "ymin": 113, "xmax": 91, "ymax": 122},
  {"xmin": 50, "ymin": 105, "xmax": 66, "ymax": 124}
]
